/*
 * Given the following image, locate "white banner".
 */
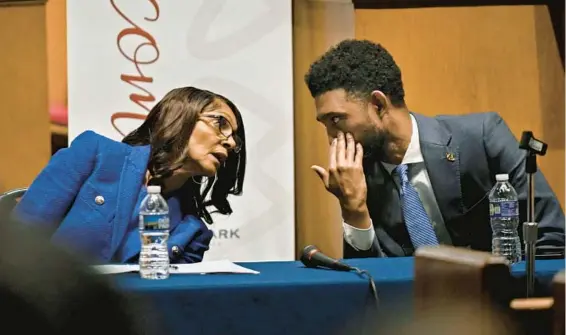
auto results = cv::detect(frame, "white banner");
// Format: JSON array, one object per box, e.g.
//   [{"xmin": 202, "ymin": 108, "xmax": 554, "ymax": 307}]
[{"xmin": 67, "ymin": 0, "xmax": 294, "ymax": 261}]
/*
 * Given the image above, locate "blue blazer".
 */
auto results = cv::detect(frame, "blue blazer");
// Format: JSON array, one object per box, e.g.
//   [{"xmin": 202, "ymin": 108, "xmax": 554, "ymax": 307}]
[
  {"xmin": 12, "ymin": 131, "xmax": 213, "ymax": 263},
  {"xmin": 344, "ymin": 112, "xmax": 565, "ymax": 258}
]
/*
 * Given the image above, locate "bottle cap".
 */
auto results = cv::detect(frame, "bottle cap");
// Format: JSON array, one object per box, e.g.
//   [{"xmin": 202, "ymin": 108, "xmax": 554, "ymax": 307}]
[
  {"xmin": 495, "ymin": 174, "xmax": 509, "ymax": 182},
  {"xmin": 147, "ymin": 185, "xmax": 162, "ymax": 194}
]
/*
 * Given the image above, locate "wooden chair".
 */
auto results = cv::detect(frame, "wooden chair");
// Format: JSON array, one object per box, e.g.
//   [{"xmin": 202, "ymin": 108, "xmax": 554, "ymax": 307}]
[
  {"xmin": 414, "ymin": 245, "xmax": 565, "ymax": 334},
  {"xmin": 552, "ymin": 271, "xmax": 565, "ymax": 335},
  {"xmin": 413, "ymin": 245, "xmax": 517, "ymax": 335}
]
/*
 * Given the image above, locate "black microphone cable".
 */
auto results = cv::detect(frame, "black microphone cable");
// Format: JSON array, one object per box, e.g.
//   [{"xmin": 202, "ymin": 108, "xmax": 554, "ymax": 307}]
[
  {"xmin": 351, "ymin": 266, "xmax": 379, "ymax": 309},
  {"xmin": 301, "ymin": 245, "xmax": 379, "ymax": 308}
]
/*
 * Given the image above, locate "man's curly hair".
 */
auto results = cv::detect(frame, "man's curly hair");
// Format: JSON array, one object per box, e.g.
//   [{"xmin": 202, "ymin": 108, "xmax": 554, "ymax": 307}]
[{"xmin": 304, "ymin": 39, "xmax": 405, "ymax": 106}]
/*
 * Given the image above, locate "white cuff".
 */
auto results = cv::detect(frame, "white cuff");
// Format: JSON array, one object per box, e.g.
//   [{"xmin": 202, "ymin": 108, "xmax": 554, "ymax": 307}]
[{"xmin": 342, "ymin": 220, "xmax": 375, "ymax": 251}]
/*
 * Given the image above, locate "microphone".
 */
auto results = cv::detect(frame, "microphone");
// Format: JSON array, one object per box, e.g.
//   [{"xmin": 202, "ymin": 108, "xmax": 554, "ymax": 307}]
[{"xmin": 300, "ymin": 245, "xmax": 353, "ymax": 271}]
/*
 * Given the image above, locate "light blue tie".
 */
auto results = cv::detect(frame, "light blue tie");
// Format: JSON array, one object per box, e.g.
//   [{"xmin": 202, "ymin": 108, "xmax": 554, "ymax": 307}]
[{"xmin": 395, "ymin": 164, "xmax": 439, "ymax": 248}]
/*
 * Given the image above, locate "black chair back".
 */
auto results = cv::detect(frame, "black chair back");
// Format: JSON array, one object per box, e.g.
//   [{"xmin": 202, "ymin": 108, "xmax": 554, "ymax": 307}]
[{"xmin": 0, "ymin": 188, "xmax": 27, "ymax": 219}]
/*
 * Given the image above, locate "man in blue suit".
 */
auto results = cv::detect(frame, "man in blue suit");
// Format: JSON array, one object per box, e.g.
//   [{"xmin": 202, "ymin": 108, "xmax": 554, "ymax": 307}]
[{"xmin": 304, "ymin": 39, "xmax": 565, "ymax": 258}]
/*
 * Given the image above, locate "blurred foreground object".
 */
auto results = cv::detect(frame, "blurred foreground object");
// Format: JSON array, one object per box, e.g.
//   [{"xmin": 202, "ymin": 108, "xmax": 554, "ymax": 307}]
[
  {"xmin": 0, "ymin": 219, "xmax": 153, "ymax": 334},
  {"xmin": 410, "ymin": 245, "xmax": 517, "ymax": 335}
]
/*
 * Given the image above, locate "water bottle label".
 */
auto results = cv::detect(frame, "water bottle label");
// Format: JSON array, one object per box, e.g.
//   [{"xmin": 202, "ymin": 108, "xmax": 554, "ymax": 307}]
[
  {"xmin": 489, "ymin": 201, "xmax": 518, "ymax": 218},
  {"xmin": 142, "ymin": 214, "xmax": 169, "ymax": 230}
]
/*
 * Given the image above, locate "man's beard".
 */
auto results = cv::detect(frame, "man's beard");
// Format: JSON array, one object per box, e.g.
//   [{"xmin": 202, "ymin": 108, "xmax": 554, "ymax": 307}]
[{"xmin": 360, "ymin": 127, "xmax": 388, "ymax": 161}]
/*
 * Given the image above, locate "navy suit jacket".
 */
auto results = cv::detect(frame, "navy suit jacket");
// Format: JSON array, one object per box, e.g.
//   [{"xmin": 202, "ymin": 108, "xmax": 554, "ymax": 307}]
[
  {"xmin": 12, "ymin": 131, "xmax": 213, "ymax": 263},
  {"xmin": 344, "ymin": 112, "xmax": 565, "ymax": 258}
]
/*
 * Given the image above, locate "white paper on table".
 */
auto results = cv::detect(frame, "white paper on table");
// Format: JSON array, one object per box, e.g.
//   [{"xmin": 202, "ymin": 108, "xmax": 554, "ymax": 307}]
[
  {"xmin": 91, "ymin": 264, "xmax": 139, "ymax": 275},
  {"xmin": 90, "ymin": 260, "xmax": 259, "ymax": 275},
  {"xmin": 170, "ymin": 260, "xmax": 259, "ymax": 275}
]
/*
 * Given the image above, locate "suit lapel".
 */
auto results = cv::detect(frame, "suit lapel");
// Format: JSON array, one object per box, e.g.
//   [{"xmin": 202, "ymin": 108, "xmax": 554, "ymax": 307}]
[
  {"xmin": 109, "ymin": 144, "xmax": 151, "ymax": 257},
  {"xmin": 412, "ymin": 113, "xmax": 464, "ymax": 222}
]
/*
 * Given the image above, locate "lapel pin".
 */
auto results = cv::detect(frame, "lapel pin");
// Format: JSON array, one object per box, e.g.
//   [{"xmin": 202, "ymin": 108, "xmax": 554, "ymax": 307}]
[{"xmin": 445, "ymin": 152, "xmax": 456, "ymax": 162}]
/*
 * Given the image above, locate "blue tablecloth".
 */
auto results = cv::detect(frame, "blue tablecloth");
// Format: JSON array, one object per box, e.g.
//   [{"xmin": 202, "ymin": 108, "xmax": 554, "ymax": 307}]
[{"xmin": 112, "ymin": 257, "xmax": 564, "ymax": 335}]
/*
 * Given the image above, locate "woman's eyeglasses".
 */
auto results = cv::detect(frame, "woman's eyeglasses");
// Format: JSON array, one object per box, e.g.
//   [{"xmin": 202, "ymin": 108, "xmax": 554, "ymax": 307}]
[{"xmin": 199, "ymin": 115, "xmax": 242, "ymax": 153}]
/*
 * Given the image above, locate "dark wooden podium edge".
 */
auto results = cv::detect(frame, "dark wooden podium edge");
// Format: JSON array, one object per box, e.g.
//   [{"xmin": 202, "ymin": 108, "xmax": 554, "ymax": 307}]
[{"xmin": 0, "ymin": 0, "xmax": 47, "ymax": 7}]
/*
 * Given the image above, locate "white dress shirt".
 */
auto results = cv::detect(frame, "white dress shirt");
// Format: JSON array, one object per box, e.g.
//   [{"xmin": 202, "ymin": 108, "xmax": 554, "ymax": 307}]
[{"xmin": 343, "ymin": 114, "xmax": 452, "ymax": 251}]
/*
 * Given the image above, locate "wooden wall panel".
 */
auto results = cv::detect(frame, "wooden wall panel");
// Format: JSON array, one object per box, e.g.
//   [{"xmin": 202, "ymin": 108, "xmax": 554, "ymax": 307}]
[
  {"xmin": 0, "ymin": 2, "xmax": 50, "ymax": 192},
  {"xmin": 293, "ymin": 0, "xmax": 355, "ymax": 259},
  {"xmin": 356, "ymin": 5, "xmax": 565, "ymax": 208},
  {"xmin": 46, "ymin": 0, "xmax": 66, "ymax": 109}
]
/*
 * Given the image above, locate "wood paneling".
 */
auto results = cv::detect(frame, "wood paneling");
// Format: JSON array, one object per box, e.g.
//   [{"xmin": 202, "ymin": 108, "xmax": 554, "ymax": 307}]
[
  {"xmin": 356, "ymin": 5, "xmax": 565, "ymax": 207},
  {"xmin": 293, "ymin": 0, "xmax": 355, "ymax": 259},
  {"xmin": 0, "ymin": 2, "xmax": 50, "ymax": 192},
  {"xmin": 353, "ymin": 1, "xmax": 564, "ymax": 68},
  {"xmin": 46, "ymin": 0, "xmax": 66, "ymax": 109}
]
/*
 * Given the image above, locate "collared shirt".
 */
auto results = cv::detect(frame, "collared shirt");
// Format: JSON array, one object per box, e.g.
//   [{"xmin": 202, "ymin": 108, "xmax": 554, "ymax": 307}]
[{"xmin": 343, "ymin": 114, "xmax": 452, "ymax": 251}]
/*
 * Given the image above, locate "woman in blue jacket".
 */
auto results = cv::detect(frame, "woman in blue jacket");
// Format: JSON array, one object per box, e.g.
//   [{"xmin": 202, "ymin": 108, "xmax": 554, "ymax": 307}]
[{"xmin": 12, "ymin": 86, "xmax": 246, "ymax": 264}]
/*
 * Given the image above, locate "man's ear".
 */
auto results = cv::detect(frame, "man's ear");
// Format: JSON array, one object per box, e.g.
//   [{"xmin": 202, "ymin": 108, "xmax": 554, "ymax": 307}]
[{"xmin": 370, "ymin": 90, "xmax": 388, "ymax": 115}]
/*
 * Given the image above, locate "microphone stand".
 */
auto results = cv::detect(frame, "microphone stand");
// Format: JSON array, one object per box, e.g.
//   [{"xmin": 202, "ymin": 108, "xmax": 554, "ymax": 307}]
[{"xmin": 518, "ymin": 131, "xmax": 548, "ymax": 298}]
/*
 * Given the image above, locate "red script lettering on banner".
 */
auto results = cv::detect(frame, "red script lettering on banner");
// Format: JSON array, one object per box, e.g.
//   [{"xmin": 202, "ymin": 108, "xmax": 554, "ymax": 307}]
[{"xmin": 109, "ymin": 0, "xmax": 160, "ymax": 136}]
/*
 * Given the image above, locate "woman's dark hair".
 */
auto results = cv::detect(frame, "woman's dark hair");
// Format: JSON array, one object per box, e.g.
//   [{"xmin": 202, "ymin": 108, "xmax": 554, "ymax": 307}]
[{"xmin": 122, "ymin": 86, "xmax": 246, "ymax": 224}]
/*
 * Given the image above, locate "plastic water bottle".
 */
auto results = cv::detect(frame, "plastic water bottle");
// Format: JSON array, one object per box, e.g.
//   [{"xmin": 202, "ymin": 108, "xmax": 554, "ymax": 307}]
[
  {"xmin": 489, "ymin": 174, "xmax": 521, "ymax": 264},
  {"xmin": 139, "ymin": 185, "xmax": 170, "ymax": 279}
]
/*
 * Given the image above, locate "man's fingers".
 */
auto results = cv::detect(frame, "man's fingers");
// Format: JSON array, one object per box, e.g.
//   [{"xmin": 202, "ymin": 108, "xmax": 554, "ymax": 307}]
[
  {"xmin": 311, "ymin": 165, "xmax": 329, "ymax": 187},
  {"xmin": 355, "ymin": 143, "xmax": 364, "ymax": 166},
  {"xmin": 329, "ymin": 138, "xmax": 337, "ymax": 171},
  {"xmin": 346, "ymin": 133, "xmax": 355, "ymax": 163},
  {"xmin": 336, "ymin": 131, "xmax": 346, "ymax": 166}
]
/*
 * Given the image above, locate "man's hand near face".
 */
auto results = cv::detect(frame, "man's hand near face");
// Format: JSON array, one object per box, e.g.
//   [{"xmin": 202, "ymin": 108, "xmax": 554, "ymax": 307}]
[{"xmin": 311, "ymin": 131, "xmax": 372, "ymax": 229}]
